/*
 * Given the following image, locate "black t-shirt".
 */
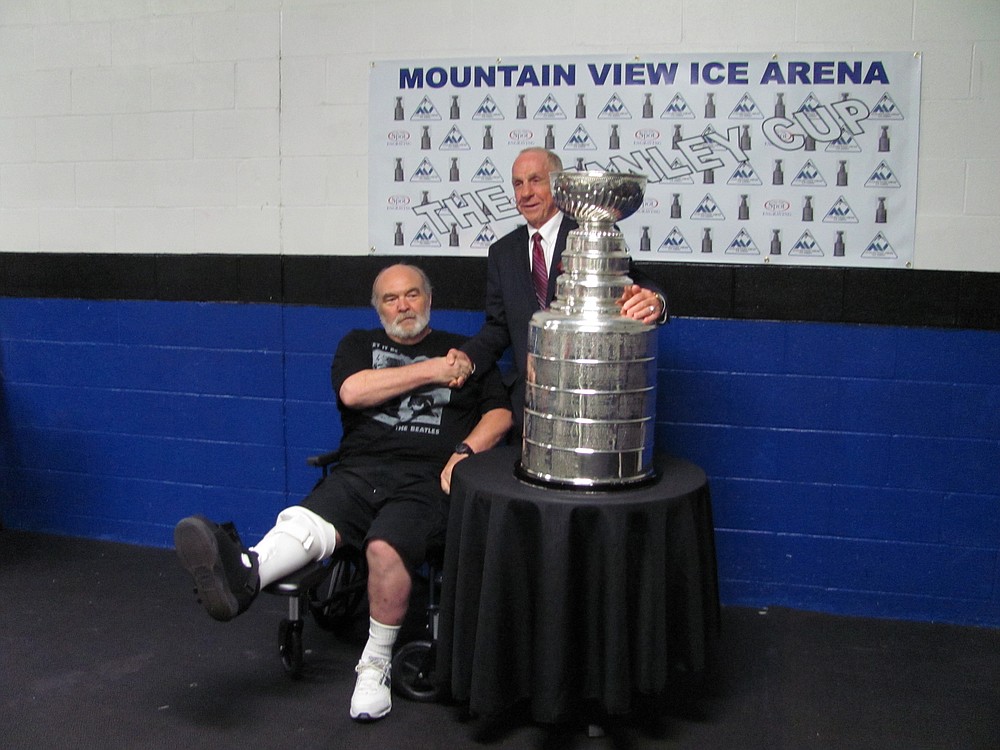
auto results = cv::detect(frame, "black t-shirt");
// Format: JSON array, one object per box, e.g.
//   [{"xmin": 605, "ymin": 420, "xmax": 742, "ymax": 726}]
[{"xmin": 331, "ymin": 328, "xmax": 509, "ymax": 465}]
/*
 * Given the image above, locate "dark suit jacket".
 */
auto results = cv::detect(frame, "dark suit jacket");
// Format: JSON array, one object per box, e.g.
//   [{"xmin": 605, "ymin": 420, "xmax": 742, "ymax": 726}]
[{"xmin": 462, "ymin": 214, "xmax": 663, "ymax": 422}]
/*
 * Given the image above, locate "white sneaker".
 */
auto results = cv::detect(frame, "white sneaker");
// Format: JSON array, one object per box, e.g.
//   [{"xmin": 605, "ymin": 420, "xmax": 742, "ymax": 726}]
[{"xmin": 350, "ymin": 657, "xmax": 392, "ymax": 721}]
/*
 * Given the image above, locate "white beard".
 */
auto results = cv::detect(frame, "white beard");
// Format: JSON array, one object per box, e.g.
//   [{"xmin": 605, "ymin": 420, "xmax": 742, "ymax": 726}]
[{"xmin": 382, "ymin": 310, "xmax": 429, "ymax": 341}]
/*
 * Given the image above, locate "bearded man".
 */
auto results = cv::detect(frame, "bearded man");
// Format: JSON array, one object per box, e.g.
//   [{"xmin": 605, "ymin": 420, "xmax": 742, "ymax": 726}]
[{"xmin": 173, "ymin": 264, "xmax": 511, "ymax": 722}]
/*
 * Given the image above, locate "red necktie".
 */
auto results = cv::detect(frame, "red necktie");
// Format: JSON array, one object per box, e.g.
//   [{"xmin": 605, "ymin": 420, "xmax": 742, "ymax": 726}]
[{"xmin": 531, "ymin": 231, "xmax": 548, "ymax": 309}]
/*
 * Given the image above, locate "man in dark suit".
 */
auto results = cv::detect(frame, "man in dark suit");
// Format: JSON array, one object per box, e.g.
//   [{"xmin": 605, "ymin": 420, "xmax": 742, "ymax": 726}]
[{"xmin": 454, "ymin": 147, "xmax": 667, "ymax": 423}]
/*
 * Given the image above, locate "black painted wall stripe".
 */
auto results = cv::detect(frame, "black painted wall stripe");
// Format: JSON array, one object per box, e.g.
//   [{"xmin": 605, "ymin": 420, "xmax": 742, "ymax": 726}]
[{"xmin": 1, "ymin": 253, "xmax": 997, "ymax": 330}]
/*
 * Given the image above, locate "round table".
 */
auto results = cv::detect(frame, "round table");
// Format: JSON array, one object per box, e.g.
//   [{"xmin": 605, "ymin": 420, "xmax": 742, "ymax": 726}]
[{"xmin": 437, "ymin": 445, "xmax": 720, "ymax": 724}]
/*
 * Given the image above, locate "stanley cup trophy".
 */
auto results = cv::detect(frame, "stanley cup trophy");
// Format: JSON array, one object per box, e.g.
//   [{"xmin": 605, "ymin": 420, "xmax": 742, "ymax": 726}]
[{"xmin": 518, "ymin": 170, "xmax": 658, "ymax": 487}]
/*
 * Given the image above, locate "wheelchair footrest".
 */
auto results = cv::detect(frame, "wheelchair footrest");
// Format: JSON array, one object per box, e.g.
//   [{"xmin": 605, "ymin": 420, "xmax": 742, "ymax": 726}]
[{"xmin": 263, "ymin": 559, "xmax": 331, "ymax": 597}]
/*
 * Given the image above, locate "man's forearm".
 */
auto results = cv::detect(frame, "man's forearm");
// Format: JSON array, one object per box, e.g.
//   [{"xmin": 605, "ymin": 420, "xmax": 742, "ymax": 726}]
[
  {"xmin": 462, "ymin": 253, "xmax": 513, "ymax": 375},
  {"xmin": 439, "ymin": 407, "xmax": 514, "ymax": 494},
  {"xmin": 339, "ymin": 358, "xmax": 459, "ymax": 409},
  {"xmin": 461, "ymin": 317, "xmax": 511, "ymax": 376},
  {"xmin": 460, "ymin": 407, "xmax": 514, "ymax": 453}
]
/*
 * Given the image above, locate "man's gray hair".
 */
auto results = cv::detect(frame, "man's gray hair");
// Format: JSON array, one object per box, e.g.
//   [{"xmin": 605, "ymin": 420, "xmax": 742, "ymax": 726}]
[
  {"xmin": 370, "ymin": 263, "xmax": 433, "ymax": 308},
  {"xmin": 518, "ymin": 147, "xmax": 563, "ymax": 173}
]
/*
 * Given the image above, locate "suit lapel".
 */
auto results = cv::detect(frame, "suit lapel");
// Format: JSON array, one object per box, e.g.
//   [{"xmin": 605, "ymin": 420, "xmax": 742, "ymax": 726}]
[{"xmin": 507, "ymin": 225, "xmax": 537, "ymax": 311}]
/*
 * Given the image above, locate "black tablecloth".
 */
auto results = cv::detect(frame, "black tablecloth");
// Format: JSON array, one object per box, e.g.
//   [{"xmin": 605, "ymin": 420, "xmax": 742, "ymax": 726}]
[{"xmin": 437, "ymin": 446, "xmax": 720, "ymax": 724}]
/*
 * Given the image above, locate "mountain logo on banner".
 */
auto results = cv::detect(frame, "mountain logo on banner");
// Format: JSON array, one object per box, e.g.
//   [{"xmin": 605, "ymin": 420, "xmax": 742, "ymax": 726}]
[
  {"xmin": 862, "ymin": 231, "xmax": 898, "ymax": 259},
  {"xmin": 691, "ymin": 194, "xmax": 725, "ymax": 220},
  {"xmin": 563, "ymin": 125, "xmax": 597, "ymax": 150},
  {"xmin": 865, "ymin": 161, "xmax": 902, "ymax": 189},
  {"xmin": 701, "ymin": 124, "xmax": 728, "ymax": 152},
  {"xmin": 599, "ymin": 93, "xmax": 632, "ymax": 119},
  {"xmin": 472, "ymin": 158, "xmax": 503, "ymax": 182},
  {"xmin": 472, "ymin": 95, "xmax": 505, "ymax": 120},
  {"xmin": 729, "ymin": 93, "xmax": 764, "ymax": 119},
  {"xmin": 823, "ymin": 196, "xmax": 859, "ymax": 223},
  {"xmin": 660, "ymin": 93, "xmax": 695, "ymax": 119},
  {"xmin": 438, "ymin": 125, "xmax": 471, "ymax": 150},
  {"xmin": 658, "ymin": 227, "xmax": 693, "ymax": 253},
  {"xmin": 472, "ymin": 224, "xmax": 497, "ymax": 248},
  {"xmin": 663, "ymin": 164, "xmax": 695, "ymax": 184},
  {"xmin": 725, "ymin": 229, "xmax": 760, "ymax": 255},
  {"xmin": 825, "ymin": 132, "xmax": 862, "ymax": 153},
  {"xmin": 728, "ymin": 162, "xmax": 764, "ymax": 186},
  {"xmin": 410, "ymin": 158, "xmax": 441, "ymax": 182},
  {"xmin": 870, "ymin": 93, "xmax": 904, "ymax": 120},
  {"xmin": 410, "ymin": 222, "xmax": 441, "ymax": 247},
  {"xmin": 795, "ymin": 92, "xmax": 824, "ymax": 115},
  {"xmin": 410, "ymin": 96, "xmax": 442, "ymax": 120},
  {"xmin": 534, "ymin": 94, "xmax": 567, "ymax": 119},
  {"xmin": 789, "ymin": 230, "xmax": 824, "ymax": 256},
  {"xmin": 791, "ymin": 160, "xmax": 827, "ymax": 187}
]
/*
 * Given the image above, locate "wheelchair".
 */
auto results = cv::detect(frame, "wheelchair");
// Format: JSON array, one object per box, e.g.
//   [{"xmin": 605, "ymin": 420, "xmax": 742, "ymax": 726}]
[{"xmin": 262, "ymin": 449, "xmax": 444, "ymax": 702}]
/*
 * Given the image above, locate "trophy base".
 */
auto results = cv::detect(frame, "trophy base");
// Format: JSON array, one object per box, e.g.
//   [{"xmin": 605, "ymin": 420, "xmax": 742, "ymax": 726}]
[{"xmin": 514, "ymin": 459, "xmax": 658, "ymax": 491}]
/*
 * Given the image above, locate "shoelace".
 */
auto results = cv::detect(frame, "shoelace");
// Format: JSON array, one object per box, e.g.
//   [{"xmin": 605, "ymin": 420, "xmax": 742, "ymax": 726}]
[{"xmin": 355, "ymin": 658, "xmax": 391, "ymax": 689}]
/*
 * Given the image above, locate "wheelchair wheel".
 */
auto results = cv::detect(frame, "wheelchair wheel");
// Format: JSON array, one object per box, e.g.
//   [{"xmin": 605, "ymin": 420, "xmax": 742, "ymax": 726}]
[
  {"xmin": 392, "ymin": 640, "xmax": 441, "ymax": 702},
  {"xmin": 308, "ymin": 554, "xmax": 366, "ymax": 633},
  {"xmin": 278, "ymin": 618, "xmax": 304, "ymax": 678}
]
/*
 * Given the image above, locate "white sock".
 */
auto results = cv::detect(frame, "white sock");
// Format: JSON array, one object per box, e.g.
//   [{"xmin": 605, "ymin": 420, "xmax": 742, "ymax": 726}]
[{"xmin": 360, "ymin": 617, "xmax": 400, "ymax": 663}]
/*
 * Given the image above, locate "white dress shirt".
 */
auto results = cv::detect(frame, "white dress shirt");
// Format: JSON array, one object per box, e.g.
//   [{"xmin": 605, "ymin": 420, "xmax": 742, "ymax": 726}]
[{"xmin": 527, "ymin": 211, "xmax": 564, "ymax": 274}]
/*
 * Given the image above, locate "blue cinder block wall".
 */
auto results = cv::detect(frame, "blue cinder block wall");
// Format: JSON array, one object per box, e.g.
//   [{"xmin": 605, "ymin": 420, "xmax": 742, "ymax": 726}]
[{"xmin": 1, "ymin": 296, "xmax": 998, "ymax": 627}]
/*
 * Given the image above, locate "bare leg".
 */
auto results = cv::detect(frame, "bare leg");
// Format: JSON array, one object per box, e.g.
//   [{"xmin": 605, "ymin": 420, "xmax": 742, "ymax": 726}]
[
  {"xmin": 350, "ymin": 539, "xmax": 412, "ymax": 721},
  {"xmin": 365, "ymin": 539, "xmax": 412, "ymax": 627}
]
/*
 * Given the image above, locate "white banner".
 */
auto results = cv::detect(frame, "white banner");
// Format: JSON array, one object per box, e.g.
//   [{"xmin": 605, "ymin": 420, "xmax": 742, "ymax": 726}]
[{"xmin": 369, "ymin": 52, "xmax": 920, "ymax": 268}]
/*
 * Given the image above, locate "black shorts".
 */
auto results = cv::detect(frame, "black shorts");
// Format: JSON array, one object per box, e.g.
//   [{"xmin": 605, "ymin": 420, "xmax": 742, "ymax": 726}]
[{"xmin": 299, "ymin": 460, "xmax": 447, "ymax": 571}]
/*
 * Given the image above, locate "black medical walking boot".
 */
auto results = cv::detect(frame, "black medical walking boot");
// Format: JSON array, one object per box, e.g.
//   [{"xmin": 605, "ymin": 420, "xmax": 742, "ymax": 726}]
[{"xmin": 174, "ymin": 515, "xmax": 260, "ymax": 621}]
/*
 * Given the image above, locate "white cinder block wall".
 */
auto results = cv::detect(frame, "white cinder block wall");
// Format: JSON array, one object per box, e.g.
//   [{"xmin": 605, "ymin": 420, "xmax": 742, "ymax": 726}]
[{"xmin": 0, "ymin": 0, "xmax": 997, "ymax": 271}]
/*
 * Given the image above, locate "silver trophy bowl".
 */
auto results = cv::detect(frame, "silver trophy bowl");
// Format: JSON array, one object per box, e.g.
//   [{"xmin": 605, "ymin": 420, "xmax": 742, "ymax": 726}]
[
  {"xmin": 550, "ymin": 170, "xmax": 647, "ymax": 226},
  {"xmin": 518, "ymin": 169, "xmax": 658, "ymax": 488}
]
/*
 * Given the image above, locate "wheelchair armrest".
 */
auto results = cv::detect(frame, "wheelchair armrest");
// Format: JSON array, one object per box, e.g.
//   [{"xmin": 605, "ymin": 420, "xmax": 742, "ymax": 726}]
[{"xmin": 307, "ymin": 449, "xmax": 341, "ymax": 478}]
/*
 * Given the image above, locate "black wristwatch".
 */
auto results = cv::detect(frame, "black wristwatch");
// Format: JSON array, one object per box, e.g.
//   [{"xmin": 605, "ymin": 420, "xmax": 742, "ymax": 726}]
[{"xmin": 454, "ymin": 442, "xmax": 476, "ymax": 456}]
